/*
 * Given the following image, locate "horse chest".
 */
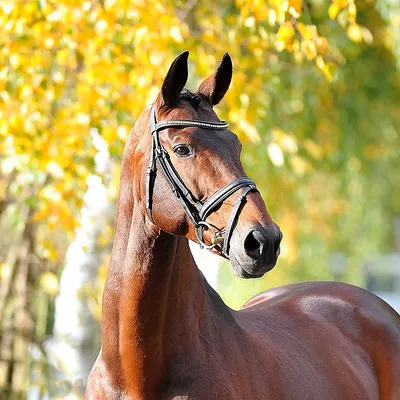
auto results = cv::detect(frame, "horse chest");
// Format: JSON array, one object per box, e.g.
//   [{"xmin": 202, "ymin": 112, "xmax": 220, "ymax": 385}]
[{"xmin": 159, "ymin": 346, "xmax": 273, "ymax": 400}]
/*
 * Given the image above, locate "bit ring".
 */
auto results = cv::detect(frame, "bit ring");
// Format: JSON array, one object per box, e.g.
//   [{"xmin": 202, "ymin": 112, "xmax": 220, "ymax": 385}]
[{"xmin": 195, "ymin": 221, "xmax": 224, "ymax": 249}]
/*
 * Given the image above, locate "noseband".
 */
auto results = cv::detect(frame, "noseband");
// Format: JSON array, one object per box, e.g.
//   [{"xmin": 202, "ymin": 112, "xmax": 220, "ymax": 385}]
[{"xmin": 145, "ymin": 106, "xmax": 258, "ymax": 257}]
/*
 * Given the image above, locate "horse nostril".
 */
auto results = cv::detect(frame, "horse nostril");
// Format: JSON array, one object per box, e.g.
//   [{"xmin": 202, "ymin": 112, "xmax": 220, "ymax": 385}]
[
  {"xmin": 244, "ymin": 230, "xmax": 265, "ymax": 258},
  {"xmin": 274, "ymin": 231, "xmax": 282, "ymax": 253}
]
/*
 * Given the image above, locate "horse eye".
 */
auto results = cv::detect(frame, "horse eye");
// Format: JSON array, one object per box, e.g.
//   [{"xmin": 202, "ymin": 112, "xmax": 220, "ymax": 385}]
[{"xmin": 173, "ymin": 145, "xmax": 192, "ymax": 158}]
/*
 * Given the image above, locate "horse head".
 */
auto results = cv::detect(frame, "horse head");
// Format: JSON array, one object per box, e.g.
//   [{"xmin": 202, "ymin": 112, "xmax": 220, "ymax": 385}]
[{"xmin": 127, "ymin": 51, "xmax": 282, "ymax": 278}]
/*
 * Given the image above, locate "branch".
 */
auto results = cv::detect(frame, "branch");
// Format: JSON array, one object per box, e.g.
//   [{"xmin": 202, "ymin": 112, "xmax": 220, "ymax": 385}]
[
  {"xmin": 302, "ymin": 1, "xmax": 312, "ymax": 25},
  {"xmin": 179, "ymin": 0, "xmax": 199, "ymax": 22},
  {"xmin": 0, "ymin": 171, "xmax": 17, "ymax": 219}
]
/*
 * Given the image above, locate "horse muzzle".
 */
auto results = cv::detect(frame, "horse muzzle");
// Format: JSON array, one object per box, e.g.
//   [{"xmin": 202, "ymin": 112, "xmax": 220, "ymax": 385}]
[{"xmin": 230, "ymin": 223, "xmax": 282, "ymax": 278}]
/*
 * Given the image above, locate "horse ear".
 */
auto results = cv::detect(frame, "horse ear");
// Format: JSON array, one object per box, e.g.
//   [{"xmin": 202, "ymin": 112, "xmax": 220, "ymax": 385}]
[
  {"xmin": 197, "ymin": 52, "xmax": 233, "ymax": 106},
  {"xmin": 159, "ymin": 51, "xmax": 189, "ymax": 107}
]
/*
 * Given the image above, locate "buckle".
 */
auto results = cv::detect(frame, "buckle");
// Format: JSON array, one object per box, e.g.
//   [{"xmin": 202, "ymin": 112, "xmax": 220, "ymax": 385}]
[{"xmin": 195, "ymin": 221, "xmax": 224, "ymax": 250}]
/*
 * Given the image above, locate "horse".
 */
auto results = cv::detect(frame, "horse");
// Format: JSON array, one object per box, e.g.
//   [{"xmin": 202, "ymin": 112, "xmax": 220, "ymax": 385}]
[{"xmin": 85, "ymin": 51, "xmax": 400, "ymax": 399}]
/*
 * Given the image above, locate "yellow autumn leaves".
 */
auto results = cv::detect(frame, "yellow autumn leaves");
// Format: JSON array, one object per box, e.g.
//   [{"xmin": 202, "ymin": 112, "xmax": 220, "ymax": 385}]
[
  {"xmin": 329, "ymin": 0, "xmax": 373, "ymax": 44},
  {"xmin": 0, "ymin": 0, "xmax": 372, "ymax": 272},
  {"xmin": 276, "ymin": 21, "xmax": 334, "ymax": 80}
]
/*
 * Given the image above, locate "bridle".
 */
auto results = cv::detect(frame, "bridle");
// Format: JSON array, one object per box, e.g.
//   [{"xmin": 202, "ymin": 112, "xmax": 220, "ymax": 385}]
[{"xmin": 145, "ymin": 105, "xmax": 258, "ymax": 257}]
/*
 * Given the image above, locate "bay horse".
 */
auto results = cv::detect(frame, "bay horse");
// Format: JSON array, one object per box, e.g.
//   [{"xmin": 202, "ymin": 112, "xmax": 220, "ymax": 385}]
[{"xmin": 85, "ymin": 51, "xmax": 400, "ymax": 399}]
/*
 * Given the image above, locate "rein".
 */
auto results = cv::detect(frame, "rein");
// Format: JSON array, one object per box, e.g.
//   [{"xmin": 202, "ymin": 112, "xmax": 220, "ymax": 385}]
[{"xmin": 145, "ymin": 105, "xmax": 258, "ymax": 257}]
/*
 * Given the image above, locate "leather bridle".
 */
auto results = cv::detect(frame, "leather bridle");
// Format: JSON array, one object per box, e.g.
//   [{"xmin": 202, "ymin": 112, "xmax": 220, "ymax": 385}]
[{"xmin": 145, "ymin": 105, "xmax": 258, "ymax": 257}]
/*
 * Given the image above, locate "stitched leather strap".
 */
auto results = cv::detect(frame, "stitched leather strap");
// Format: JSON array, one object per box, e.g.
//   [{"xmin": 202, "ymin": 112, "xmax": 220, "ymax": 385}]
[
  {"xmin": 199, "ymin": 177, "xmax": 256, "ymax": 220},
  {"xmin": 154, "ymin": 119, "xmax": 228, "ymax": 132},
  {"xmin": 150, "ymin": 106, "xmax": 228, "ymax": 134},
  {"xmin": 195, "ymin": 180, "xmax": 258, "ymax": 256}
]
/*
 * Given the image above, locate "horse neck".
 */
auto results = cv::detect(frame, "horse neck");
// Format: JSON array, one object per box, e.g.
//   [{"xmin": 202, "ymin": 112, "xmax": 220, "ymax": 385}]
[{"xmin": 101, "ymin": 178, "xmax": 207, "ymax": 396}]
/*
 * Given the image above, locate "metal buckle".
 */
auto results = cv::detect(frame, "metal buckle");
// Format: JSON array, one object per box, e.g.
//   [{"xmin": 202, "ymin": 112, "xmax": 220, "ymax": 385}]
[{"xmin": 195, "ymin": 221, "xmax": 224, "ymax": 249}]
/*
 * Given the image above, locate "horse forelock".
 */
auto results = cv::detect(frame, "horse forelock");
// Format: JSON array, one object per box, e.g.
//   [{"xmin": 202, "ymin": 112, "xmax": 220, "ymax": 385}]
[{"xmin": 180, "ymin": 88, "xmax": 202, "ymax": 109}]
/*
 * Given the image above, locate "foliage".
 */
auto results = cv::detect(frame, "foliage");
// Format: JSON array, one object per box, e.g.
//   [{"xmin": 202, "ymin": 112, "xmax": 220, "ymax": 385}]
[
  {"xmin": 218, "ymin": 1, "xmax": 400, "ymax": 307},
  {"xmin": 0, "ymin": 0, "xmax": 399, "ymax": 395}
]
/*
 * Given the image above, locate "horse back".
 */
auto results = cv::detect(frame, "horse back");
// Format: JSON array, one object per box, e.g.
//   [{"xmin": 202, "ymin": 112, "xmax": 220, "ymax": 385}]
[{"xmin": 238, "ymin": 281, "xmax": 400, "ymax": 399}]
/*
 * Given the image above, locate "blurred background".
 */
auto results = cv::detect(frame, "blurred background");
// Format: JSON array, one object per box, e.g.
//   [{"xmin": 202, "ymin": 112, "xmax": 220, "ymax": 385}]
[{"xmin": 1, "ymin": 0, "xmax": 399, "ymax": 398}]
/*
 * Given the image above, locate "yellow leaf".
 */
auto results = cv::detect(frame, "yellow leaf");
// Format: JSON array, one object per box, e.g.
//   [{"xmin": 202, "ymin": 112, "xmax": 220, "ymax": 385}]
[
  {"xmin": 293, "ymin": 50, "xmax": 303, "ymax": 64},
  {"xmin": 33, "ymin": 208, "xmax": 48, "ymax": 222},
  {"xmin": 276, "ymin": 23, "xmax": 295, "ymax": 42},
  {"xmin": 315, "ymin": 56, "xmax": 333, "ymax": 82},
  {"xmin": 40, "ymin": 271, "xmax": 59, "ymax": 296},
  {"xmin": 267, "ymin": 143, "xmax": 284, "ymax": 167},
  {"xmin": 275, "ymin": 40, "xmax": 286, "ymax": 52},
  {"xmin": 170, "ymin": 26, "xmax": 183, "ymax": 43},
  {"xmin": 46, "ymin": 161, "xmax": 65, "ymax": 178},
  {"xmin": 117, "ymin": 125, "xmax": 130, "ymax": 140},
  {"xmin": 329, "ymin": 4, "xmax": 340, "ymax": 20},
  {"xmin": 95, "ymin": 20, "xmax": 108, "ymax": 33},
  {"xmin": 0, "ymin": 263, "xmax": 11, "ymax": 279},
  {"xmin": 361, "ymin": 27, "xmax": 373, "ymax": 44},
  {"xmin": 288, "ymin": 7, "xmax": 300, "ymax": 19},
  {"xmin": 272, "ymin": 128, "xmax": 298, "ymax": 153},
  {"xmin": 317, "ymin": 36, "xmax": 329, "ymax": 55},
  {"xmin": 348, "ymin": 2, "xmax": 357, "ymax": 18},
  {"xmin": 10, "ymin": 54, "xmax": 22, "ymax": 68},
  {"xmin": 254, "ymin": 4, "xmax": 268, "ymax": 21},
  {"xmin": 296, "ymin": 22, "xmax": 313, "ymax": 40},
  {"xmin": 302, "ymin": 40, "xmax": 317, "ymax": 60},
  {"xmin": 289, "ymin": 0, "xmax": 302, "ymax": 13},
  {"xmin": 238, "ymin": 120, "xmax": 260, "ymax": 144},
  {"xmin": 289, "ymin": 155, "xmax": 309, "ymax": 176},
  {"xmin": 304, "ymin": 138, "xmax": 323, "ymax": 159},
  {"xmin": 347, "ymin": 24, "xmax": 363, "ymax": 43},
  {"xmin": 333, "ymin": 0, "xmax": 348, "ymax": 7},
  {"xmin": 102, "ymin": 125, "xmax": 117, "ymax": 143},
  {"xmin": 20, "ymin": 84, "xmax": 32, "ymax": 99},
  {"xmin": 268, "ymin": 9, "xmax": 277, "ymax": 26},
  {"xmin": 44, "ymin": 37, "xmax": 55, "ymax": 49},
  {"xmin": 244, "ymin": 16, "xmax": 256, "ymax": 29},
  {"xmin": 316, "ymin": 55, "xmax": 326, "ymax": 69},
  {"xmin": 282, "ymin": 135, "xmax": 298, "ymax": 153},
  {"xmin": 0, "ymin": 120, "xmax": 8, "ymax": 136}
]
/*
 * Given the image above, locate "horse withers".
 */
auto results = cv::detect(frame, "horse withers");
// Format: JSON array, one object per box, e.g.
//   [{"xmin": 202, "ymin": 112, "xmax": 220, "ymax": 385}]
[{"xmin": 85, "ymin": 51, "xmax": 400, "ymax": 399}]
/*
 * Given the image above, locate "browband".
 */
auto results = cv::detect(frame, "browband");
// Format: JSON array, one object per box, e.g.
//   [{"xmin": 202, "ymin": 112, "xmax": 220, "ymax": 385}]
[{"xmin": 150, "ymin": 106, "xmax": 228, "ymax": 134}]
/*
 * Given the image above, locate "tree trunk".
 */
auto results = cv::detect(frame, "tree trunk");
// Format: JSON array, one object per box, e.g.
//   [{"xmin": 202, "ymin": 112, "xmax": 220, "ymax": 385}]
[{"xmin": 0, "ymin": 208, "xmax": 34, "ymax": 399}]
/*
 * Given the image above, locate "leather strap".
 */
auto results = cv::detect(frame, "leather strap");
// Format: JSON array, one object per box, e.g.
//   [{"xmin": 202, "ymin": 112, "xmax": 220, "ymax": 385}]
[
  {"xmin": 153, "ymin": 119, "xmax": 228, "ymax": 133},
  {"xmin": 150, "ymin": 106, "xmax": 228, "ymax": 133},
  {"xmin": 199, "ymin": 177, "xmax": 256, "ymax": 220},
  {"xmin": 195, "ymin": 180, "xmax": 258, "ymax": 256},
  {"xmin": 223, "ymin": 185, "xmax": 255, "ymax": 255}
]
